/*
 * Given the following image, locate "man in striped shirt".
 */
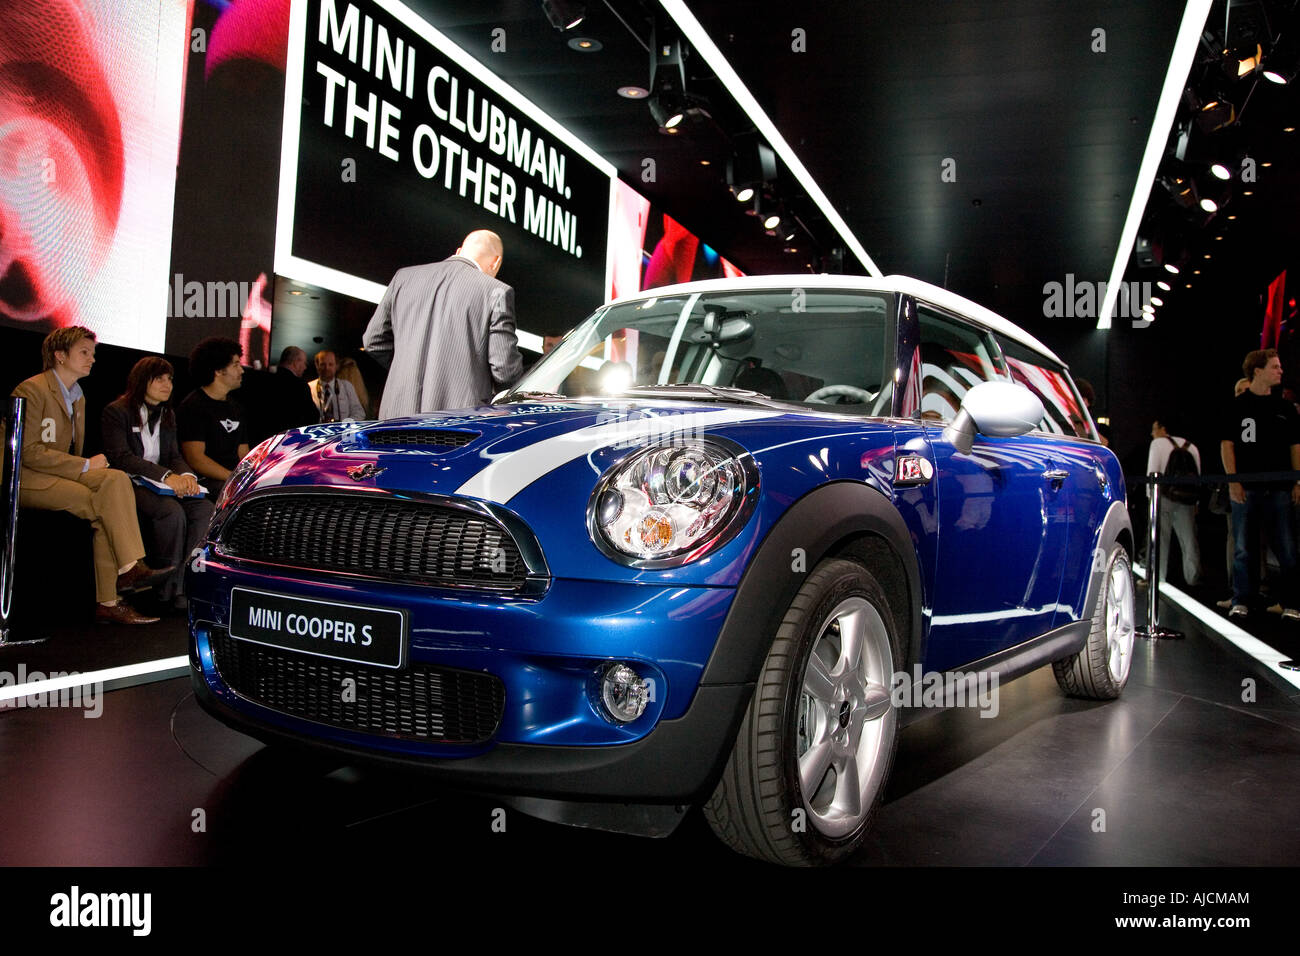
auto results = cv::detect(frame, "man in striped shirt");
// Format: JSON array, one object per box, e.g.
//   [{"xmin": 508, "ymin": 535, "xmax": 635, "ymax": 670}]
[{"xmin": 363, "ymin": 230, "xmax": 523, "ymax": 417}]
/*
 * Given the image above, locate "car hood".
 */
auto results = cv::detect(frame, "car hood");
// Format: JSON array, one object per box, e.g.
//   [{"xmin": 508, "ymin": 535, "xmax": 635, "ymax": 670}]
[{"xmin": 244, "ymin": 399, "xmax": 901, "ymax": 505}]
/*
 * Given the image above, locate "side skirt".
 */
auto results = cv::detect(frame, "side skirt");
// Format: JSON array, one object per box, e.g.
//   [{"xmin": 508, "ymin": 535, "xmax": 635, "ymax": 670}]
[{"xmin": 897, "ymin": 619, "xmax": 1090, "ymax": 727}]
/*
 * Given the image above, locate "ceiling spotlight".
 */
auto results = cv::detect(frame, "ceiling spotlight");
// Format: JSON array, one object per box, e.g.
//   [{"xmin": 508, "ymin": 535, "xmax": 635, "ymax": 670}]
[
  {"xmin": 699, "ymin": 159, "xmax": 711, "ymax": 166},
  {"xmin": 1210, "ymin": 163, "xmax": 1232, "ymax": 180},
  {"xmin": 1228, "ymin": 214, "xmax": 1237, "ymax": 220},
  {"xmin": 1200, "ymin": 197, "xmax": 1219, "ymax": 212},
  {"xmin": 1157, "ymin": 280, "xmax": 1171, "ymax": 291},
  {"xmin": 541, "ymin": 0, "xmax": 586, "ymax": 31},
  {"xmin": 1150, "ymin": 296, "xmax": 1164, "ymax": 307},
  {"xmin": 726, "ymin": 132, "xmax": 776, "ymax": 216},
  {"xmin": 763, "ymin": 212, "xmax": 782, "ymax": 230},
  {"xmin": 1261, "ymin": 161, "xmax": 1272, "ymax": 167},
  {"xmin": 1243, "ymin": 190, "xmax": 1254, "ymax": 195},
  {"xmin": 1142, "ymin": 303, "xmax": 1156, "ymax": 314},
  {"xmin": 1164, "ymin": 263, "xmax": 1180, "ymax": 274},
  {"xmin": 567, "ymin": 37, "xmax": 602, "ymax": 52},
  {"xmin": 1193, "ymin": 269, "xmax": 1201, "ymax": 274},
  {"xmin": 618, "ymin": 86, "xmax": 648, "ymax": 99},
  {"xmin": 1230, "ymin": 42, "xmax": 1263, "ymax": 76},
  {"xmin": 1195, "ymin": 98, "xmax": 1236, "ymax": 133},
  {"xmin": 647, "ymin": 20, "xmax": 712, "ymax": 134},
  {"xmin": 1263, "ymin": 65, "xmax": 1296, "ymax": 84},
  {"xmin": 1284, "ymin": 127, "xmax": 1296, "ymax": 133},
  {"xmin": 1215, "ymin": 234, "xmax": 1224, "ymax": 240},
  {"xmin": 1186, "ymin": 283, "xmax": 1193, "ymax": 288}
]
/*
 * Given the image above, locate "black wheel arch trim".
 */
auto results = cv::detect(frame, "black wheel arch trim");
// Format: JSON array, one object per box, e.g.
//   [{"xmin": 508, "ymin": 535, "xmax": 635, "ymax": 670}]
[
  {"xmin": 700, "ymin": 480, "xmax": 923, "ymax": 686},
  {"xmin": 1080, "ymin": 500, "xmax": 1134, "ymax": 622}
]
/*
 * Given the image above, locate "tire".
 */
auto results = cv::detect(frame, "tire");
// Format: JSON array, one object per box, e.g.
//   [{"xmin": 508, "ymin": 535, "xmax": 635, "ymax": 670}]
[
  {"xmin": 704, "ymin": 558, "xmax": 901, "ymax": 866},
  {"xmin": 1052, "ymin": 545, "xmax": 1135, "ymax": 699}
]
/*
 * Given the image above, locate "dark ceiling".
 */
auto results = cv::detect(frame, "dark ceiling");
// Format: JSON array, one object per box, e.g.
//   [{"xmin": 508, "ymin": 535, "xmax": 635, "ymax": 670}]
[{"xmin": 401, "ymin": 0, "xmax": 1297, "ymax": 335}]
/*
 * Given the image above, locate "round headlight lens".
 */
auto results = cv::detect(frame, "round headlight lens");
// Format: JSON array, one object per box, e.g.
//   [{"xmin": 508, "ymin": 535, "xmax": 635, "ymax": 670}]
[{"xmin": 589, "ymin": 438, "xmax": 757, "ymax": 565}]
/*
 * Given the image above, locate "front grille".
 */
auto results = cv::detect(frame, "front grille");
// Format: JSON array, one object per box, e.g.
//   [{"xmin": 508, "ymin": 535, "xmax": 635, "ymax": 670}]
[
  {"xmin": 211, "ymin": 631, "xmax": 504, "ymax": 744},
  {"xmin": 364, "ymin": 429, "xmax": 479, "ymax": 448},
  {"xmin": 221, "ymin": 494, "xmax": 529, "ymax": 589}
]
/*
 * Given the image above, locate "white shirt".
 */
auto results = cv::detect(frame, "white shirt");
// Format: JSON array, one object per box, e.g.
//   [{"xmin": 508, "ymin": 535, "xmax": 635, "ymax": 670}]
[
  {"xmin": 1146, "ymin": 434, "xmax": 1201, "ymax": 475},
  {"xmin": 138, "ymin": 406, "xmax": 161, "ymax": 464}
]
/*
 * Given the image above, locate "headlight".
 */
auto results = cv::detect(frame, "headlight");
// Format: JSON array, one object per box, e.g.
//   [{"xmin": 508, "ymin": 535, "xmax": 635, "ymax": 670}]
[
  {"xmin": 214, "ymin": 435, "xmax": 280, "ymax": 512},
  {"xmin": 587, "ymin": 438, "xmax": 759, "ymax": 567}
]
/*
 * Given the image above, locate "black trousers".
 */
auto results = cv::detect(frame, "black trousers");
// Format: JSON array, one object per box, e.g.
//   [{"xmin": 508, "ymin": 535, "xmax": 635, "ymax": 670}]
[{"xmin": 132, "ymin": 486, "xmax": 215, "ymax": 599}]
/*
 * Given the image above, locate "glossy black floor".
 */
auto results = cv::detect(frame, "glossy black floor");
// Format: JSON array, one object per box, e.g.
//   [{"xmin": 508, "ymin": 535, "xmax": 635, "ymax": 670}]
[{"xmin": 1, "ymin": 597, "xmax": 1297, "ymax": 868}]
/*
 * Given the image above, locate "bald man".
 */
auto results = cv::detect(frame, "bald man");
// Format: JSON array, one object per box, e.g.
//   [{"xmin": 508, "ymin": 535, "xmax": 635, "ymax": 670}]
[{"xmin": 363, "ymin": 230, "xmax": 523, "ymax": 417}]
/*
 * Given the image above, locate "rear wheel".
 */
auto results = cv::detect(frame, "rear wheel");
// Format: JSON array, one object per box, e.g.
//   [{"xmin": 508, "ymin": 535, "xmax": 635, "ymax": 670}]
[
  {"xmin": 704, "ymin": 558, "xmax": 900, "ymax": 866},
  {"xmin": 1053, "ymin": 546, "xmax": 1135, "ymax": 699}
]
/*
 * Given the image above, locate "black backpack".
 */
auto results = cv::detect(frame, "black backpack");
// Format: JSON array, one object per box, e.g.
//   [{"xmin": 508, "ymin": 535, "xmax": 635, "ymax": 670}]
[{"xmin": 1163, "ymin": 438, "xmax": 1200, "ymax": 504}]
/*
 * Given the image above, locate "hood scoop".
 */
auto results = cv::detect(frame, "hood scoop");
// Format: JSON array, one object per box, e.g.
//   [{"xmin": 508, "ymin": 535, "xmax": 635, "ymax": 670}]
[{"xmin": 361, "ymin": 428, "xmax": 480, "ymax": 449}]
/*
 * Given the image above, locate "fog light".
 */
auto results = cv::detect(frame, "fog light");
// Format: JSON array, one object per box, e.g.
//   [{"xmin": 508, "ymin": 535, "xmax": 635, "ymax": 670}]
[{"xmin": 601, "ymin": 663, "xmax": 650, "ymax": 722}]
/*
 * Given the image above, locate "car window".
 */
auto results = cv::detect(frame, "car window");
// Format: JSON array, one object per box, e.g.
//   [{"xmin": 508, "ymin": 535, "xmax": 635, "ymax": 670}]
[
  {"xmin": 907, "ymin": 307, "xmax": 1005, "ymax": 422},
  {"xmin": 996, "ymin": 336, "xmax": 1095, "ymax": 439},
  {"xmin": 514, "ymin": 290, "xmax": 895, "ymax": 410}
]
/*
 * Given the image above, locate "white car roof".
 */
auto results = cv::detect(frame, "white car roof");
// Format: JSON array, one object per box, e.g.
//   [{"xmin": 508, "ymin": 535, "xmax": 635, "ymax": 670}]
[{"xmin": 607, "ymin": 273, "xmax": 1065, "ymax": 367}]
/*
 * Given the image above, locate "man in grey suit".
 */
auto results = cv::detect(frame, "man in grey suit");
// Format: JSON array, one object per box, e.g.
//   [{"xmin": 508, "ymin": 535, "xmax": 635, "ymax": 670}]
[{"xmin": 363, "ymin": 230, "xmax": 524, "ymax": 417}]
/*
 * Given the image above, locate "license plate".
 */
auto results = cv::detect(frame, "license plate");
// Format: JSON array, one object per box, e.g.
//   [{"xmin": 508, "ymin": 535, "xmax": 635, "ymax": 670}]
[{"xmin": 229, "ymin": 587, "xmax": 406, "ymax": 669}]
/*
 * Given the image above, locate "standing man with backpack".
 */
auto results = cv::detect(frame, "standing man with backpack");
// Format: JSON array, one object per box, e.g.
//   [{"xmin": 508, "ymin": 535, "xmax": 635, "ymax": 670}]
[{"xmin": 1148, "ymin": 416, "xmax": 1203, "ymax": 587}]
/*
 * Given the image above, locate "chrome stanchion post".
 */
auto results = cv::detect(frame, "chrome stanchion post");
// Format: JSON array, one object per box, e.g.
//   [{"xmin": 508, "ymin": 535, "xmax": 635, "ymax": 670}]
[
  {"xmin": 0, "ymin": 397, "xmax": 23, "ymax": 645},
  {"xmin": 1138, "ymin": 470, "xmax": 1183, "ymax": 640},
  {"xmin": 0, "ymin": 397, "xmax": 44, "ymax": 647}
]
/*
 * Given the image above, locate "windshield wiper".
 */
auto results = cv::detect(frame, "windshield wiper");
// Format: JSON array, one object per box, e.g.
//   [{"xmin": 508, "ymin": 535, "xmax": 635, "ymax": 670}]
[
  {"xmin": 618, "ymin": 383, "xmax": 791, "ymax": 408},
  {"xmin": 494, "ymin": 389, "xmax": 567, "ymax": 404}
]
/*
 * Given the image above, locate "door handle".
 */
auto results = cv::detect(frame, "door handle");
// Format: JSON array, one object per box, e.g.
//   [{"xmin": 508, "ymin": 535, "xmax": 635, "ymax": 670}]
[{"xmin": 1043, "ymin": 468, "xmax": 1068, "ymax": 489}]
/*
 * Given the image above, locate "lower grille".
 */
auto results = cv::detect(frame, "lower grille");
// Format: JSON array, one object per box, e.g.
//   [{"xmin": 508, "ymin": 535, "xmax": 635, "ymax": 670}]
[{"xmin": 211, "ymin": 631, "xmax": 505, "ymax": 744}]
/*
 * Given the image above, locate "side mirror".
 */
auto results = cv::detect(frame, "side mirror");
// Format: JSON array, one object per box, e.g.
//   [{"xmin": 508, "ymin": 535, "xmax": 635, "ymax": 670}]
[{"xmin": 943, "ymin": 381, "xmax": 1044, "ymax": 455}]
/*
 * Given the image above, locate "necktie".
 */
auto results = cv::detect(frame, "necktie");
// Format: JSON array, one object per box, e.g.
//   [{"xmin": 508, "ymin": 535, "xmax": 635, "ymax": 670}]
[{"xmin": 321, "ymin": 384, "xmax": 334, "ymax": 422}]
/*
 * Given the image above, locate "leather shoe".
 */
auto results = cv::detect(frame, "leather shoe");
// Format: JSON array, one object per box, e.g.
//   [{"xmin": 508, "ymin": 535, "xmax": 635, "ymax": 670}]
[
  {"xmin": 96, "ymin": 602, "xmax": 161, "ymax": 625},
  {"xmin": 116, "ymin": 560, "xmax": 174, "ymax": 594}
]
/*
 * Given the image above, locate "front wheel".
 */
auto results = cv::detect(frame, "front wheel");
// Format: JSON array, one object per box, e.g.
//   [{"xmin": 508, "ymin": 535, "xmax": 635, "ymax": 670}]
[
  {"xmin": 1052, "ymin": 545, "xmax": 1135, "ymax": 699},
  {"xmin": 704, "ymin": 558, "xmax": 900, "ymax": 866}
]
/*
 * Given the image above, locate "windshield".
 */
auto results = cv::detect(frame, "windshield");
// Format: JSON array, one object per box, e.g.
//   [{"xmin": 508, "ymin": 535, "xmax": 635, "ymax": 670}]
[{"xmin": 511, "ymin": 289, "xmax": 896, "ymax": 412}]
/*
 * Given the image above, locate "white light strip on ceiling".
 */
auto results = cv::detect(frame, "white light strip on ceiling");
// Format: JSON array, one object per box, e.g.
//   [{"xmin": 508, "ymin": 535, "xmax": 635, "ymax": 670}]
[
  {"xmin": 656, "ymin": 0, "xmax": 882, "ymax": 277},
  {"xmin": 1098, "ymin": 0, "xmax": 1214, "ymax": 329}
]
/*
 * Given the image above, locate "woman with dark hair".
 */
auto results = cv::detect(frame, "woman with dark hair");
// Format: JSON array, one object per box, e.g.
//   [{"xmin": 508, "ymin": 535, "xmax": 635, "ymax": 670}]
[{"xmin": 102, "ymin": 356, "xmax": 214, "ymax": 609}]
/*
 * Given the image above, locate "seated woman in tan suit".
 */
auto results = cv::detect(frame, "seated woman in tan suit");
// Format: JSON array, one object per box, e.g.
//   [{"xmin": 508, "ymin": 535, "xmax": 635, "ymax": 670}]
[
  {"xmin": 102, "ymin": 357, "xmax": 214, "ymax": 610},
  {"xmin": 12, "ymin": 327, "xmax": 171, "ymax": 624}
]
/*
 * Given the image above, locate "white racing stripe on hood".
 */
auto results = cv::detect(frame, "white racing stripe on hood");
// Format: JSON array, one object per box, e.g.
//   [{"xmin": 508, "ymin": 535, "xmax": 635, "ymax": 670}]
[{"xmin": 455, "ymin": 408, "xmax": 782, "ymax": 503}]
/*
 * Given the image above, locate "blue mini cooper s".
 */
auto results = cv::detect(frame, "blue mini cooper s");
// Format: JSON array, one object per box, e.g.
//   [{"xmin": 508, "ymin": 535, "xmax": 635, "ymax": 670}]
[{"xmin": 188, "ymin": 275, "xmax": 1134, "ymax": 866}]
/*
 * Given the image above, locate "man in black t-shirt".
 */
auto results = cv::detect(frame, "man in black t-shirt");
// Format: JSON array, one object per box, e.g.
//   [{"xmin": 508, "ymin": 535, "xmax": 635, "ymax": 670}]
[
  {"xmin": 178, "ymin": 338, "xmax": 250, "ymax": 498},
  {"xmin": 1220, "ymin": 348, "xmax": 1300, "ymax": 618}
]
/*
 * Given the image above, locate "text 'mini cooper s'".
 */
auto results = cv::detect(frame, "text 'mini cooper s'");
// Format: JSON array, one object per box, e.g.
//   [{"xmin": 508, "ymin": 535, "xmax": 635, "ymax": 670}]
[{"xmin": 188, "ymin": 275, "xmax": 1134, "ymax": 866}]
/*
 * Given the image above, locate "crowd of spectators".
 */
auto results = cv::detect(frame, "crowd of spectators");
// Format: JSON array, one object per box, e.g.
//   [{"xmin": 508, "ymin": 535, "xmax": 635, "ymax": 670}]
[
  {"xmin": 8, "ymin": 329, "xmax": 370, "ymax": 623},
  {"xmin": 1138, "ymin": 347, "xmax": 1300, "ymax": 622}
]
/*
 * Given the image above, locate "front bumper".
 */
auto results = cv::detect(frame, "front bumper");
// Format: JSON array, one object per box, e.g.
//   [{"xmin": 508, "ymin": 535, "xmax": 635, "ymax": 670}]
[
  {"xmin": 187, "ymin": 549, "xmax": 753, "ymax": 802},
  {"xmin": 191, "ymin": 668, "xmax": 752, "ymax": 802}
]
